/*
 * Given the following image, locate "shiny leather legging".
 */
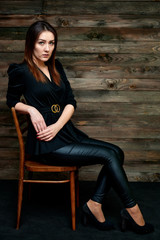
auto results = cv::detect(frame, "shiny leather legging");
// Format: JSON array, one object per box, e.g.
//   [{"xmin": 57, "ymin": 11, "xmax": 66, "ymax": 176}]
[{"xmin": 37, "ymin": 138, "xmax": 136, "ymax": 208}]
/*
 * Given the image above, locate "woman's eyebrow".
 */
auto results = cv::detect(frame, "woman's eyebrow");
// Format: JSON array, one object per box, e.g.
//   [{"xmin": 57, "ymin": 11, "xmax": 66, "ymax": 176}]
[{"xmin": 38, "ymin": 39, "xmax": 55, "ymax": 41}]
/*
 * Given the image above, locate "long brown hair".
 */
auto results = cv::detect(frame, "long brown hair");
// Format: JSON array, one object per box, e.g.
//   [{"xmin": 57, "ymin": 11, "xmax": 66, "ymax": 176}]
[{"xmin": 23, "ymin": 21, "xmax": 60, "ymax": 85}]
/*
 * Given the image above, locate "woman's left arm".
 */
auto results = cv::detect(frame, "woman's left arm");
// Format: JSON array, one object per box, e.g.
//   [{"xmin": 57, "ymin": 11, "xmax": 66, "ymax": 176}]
[{"xmin": 37, "ymin": 104, "xmax": 74, "ymax": 141}]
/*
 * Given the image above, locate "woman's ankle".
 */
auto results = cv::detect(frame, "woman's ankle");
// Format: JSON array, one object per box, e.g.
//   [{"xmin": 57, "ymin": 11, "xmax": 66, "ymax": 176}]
[
  {"xmin": 87, "ymin": 199, "xmax": 102, "ymax": 208},
  {"xmin": 87, "ymin": 200, "xmax": 105, "ymax": 222},
  {"xmin": 126, "ymin": 204, "xmax": 143, "ymax": 215},
  {"xmin": 126, "ymin": 204, "xmax": 145, "ymax": 226}
]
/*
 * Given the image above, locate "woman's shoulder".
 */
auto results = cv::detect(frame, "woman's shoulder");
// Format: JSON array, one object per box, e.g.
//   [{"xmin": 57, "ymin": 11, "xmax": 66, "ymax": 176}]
[{"xmin": 7, "ymin": 62, "xmax": 28, "ymax": 77}]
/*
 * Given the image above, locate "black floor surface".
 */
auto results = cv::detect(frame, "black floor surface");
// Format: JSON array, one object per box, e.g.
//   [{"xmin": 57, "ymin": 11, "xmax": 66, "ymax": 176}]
[{"xmin": 0, "ymin": 180, "xmax": 159, "ymax": 240}]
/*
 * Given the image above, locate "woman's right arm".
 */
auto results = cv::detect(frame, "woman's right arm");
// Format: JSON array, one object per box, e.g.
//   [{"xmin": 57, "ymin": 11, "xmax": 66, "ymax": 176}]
[
  {"xmin": 15, "ymin": 102, "xmax": 47, "ymax": 133},
  {"xmin": 7, "ymin": 64, "xmax": 46, "ymax": 133}
]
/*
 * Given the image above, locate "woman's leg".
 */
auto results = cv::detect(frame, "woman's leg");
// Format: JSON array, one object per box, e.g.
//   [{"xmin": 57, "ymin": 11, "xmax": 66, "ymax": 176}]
[
  {"xmin": 38, "ymin": 140, "xmax": 148, "ymax": 226},
  {"xmin": 80, "ymin": 139, "xmax": 145, "ymax": 226},
  {"xmin": 79, "ymin": 138, "xmax": 125, "ymax": 223},
  {"xmin": 38, "ymin": 139, "xmax": 135, "ymax": 208},
  {"xmin": 81, "ymin": 138, "xmax": 124, "ymax": 204}
]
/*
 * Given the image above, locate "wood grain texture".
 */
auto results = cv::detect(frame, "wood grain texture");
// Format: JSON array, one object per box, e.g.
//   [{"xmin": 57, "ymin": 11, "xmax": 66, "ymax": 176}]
[
  {"xmin": 0, "ymin": 0, "xmax": 43, "ymax": 14},
  {"xmin": 1, "ymin": 14, "xmax": 160, "ymax": 28},
  {"xmin": 1, "ymin": 27, "xmax": 160, "ymax": 41},
  {"xmin": 1, "ymin": 40, "xmax": 160, "ymax": 54},
  {"xmin": 2, "ymin": 52, "xmax": 160, "ymax": 67},
  {"xmin": 0, "ymin": 0, "xmax": 160, "ymax": 181},
  {"xmin": 44, "ymin": 1, "xmax": 160, "ymax": 15}
]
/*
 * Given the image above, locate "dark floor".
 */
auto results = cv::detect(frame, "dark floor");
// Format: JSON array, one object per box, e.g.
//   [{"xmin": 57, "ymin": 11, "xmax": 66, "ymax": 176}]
[{"xmin": 0, "ymin": 180, "xmax": 159, "ymax": 240}]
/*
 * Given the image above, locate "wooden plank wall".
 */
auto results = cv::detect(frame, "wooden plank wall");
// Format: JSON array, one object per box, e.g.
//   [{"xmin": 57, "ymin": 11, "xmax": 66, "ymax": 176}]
[{"xmin": 0, "ymin": 0, "xmax": 160, "ymax": 181}]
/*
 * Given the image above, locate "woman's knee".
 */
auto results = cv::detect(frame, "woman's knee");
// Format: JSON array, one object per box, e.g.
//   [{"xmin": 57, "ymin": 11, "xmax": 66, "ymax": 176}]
[
  {"xmin": 116, "ymin": 146, "xmax": 124, "ymax": 165},
  {"xmin": 103, "ymin": 148, "xmax": 124, "ymax": 167},
  {"xmin": 105, "ymin": 142, "xmax": 124, "ymax": 165}
]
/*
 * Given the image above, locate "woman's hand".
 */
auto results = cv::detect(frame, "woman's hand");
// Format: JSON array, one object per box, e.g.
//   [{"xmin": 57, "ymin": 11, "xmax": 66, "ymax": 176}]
[
  {"xmin": 36, "ymin": 104, "xmax": 75, "ymax": 141},
  {"xmin": 28, "ymin": 107, "xmax": 47, "ymax": 133},
  {"xmin": 36, "ymin": 123, "xmax": 59, "ymax": 141}
]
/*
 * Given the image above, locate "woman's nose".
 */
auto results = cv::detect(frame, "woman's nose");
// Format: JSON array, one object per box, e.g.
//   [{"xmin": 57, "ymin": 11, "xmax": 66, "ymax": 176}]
[{"xmin": 44, "ymin": 44, "xmax": 49, "ymax": 51}]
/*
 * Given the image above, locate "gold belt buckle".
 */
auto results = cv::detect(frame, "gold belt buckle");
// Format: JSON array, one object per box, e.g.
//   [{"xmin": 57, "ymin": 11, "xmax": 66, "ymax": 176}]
[{"xmin": 51, "ymin": 104, "xmax": 60, "ymax": 113}]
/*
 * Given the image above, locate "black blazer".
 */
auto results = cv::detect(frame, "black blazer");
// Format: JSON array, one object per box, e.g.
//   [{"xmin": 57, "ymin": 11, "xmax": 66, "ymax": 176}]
[{"xmin": 6, "ymin": 59, "xmax": 88, "ymax": 155}]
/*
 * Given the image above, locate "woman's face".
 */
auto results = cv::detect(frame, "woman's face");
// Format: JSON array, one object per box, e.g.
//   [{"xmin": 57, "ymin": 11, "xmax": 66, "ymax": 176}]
[{"xmin": 32, "ymin": 30, "xmax": 55, "ymax": 65}]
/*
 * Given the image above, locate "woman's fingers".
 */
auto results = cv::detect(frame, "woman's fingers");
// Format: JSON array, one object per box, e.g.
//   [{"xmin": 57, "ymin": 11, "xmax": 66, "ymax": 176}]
[
  {"xmin": 37, "ymin": 134, "xmax": 52, "ymax": 141},
  {"xmin": 35, "ymin": 123, "xmax": 44, "ymax": 133},
  {"xmin": 37, "ymin": 125, "xmax": 58, "ymax": 141},
  {"xmin": 33, "ymin": 120, "xmax": 45, "ymax": 133},
  {"xmin": 37, "ymin": 130, "xmax": 53, "ymax": 140},
  {"xmin": 37, "ymin": 121, "xmax": 47, "ymax": 132}
]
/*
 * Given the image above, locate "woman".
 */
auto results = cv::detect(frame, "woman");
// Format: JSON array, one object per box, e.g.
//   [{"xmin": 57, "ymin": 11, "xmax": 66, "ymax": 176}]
[{"xmin": 6, "ymin": 21, "xmax": 154, "ymax": 234}]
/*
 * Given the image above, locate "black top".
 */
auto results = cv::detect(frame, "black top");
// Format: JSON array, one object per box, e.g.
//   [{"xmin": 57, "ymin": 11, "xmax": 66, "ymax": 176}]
[{"xmin": 6, "ymin": 59, "xmax": 88, "ymax": 155}]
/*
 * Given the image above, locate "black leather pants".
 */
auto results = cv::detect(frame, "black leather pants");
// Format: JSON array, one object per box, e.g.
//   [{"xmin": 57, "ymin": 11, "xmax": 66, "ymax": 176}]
[{"xmin": 38, "ymin": 138, "xmax": 136, "ymax": 208}]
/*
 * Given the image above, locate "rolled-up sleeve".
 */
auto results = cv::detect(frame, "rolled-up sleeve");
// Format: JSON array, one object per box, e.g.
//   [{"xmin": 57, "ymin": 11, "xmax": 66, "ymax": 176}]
[
  {"xmin": 56, "ymin": 59, "xmax": 77, "ymax": 109},
  {"xmin": 6, "ymin": 63, "xmax": 24, "ymax": 108}
]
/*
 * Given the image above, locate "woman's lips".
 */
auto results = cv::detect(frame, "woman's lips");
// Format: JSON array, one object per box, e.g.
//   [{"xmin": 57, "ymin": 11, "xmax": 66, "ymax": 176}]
[{"xmin": 42, "ymin": 54, "xmax": 49, "ymax": 58}]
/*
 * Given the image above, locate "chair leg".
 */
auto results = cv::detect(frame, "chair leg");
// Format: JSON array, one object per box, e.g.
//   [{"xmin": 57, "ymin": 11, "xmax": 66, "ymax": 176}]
[
  {"xmin": 75, "ymin": 170, "xmax": 79, "ymax": 208},
  {"xmin": 70, "ymin": 171, "xmax": 76, "ymax": 231},
  {"xmin": 16, "ymin": 179, "xmax": 23, "ymax": 229}
]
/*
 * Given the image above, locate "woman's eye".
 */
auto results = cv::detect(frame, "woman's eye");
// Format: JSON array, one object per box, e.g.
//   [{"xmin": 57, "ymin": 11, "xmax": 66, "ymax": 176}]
[
  {"xmin": 39, "ymin": 41, "xmax": 44, "ymax": 45},
  {"xmin": 49, "ymin": 42, "xmax": 55, "ymax": 45}
]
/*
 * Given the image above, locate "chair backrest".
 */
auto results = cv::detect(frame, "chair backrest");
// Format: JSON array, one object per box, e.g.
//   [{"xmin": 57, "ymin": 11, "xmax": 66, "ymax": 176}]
[{"xmin": 11, "ymin": 107, "xmax": 29, "ymax": 176}]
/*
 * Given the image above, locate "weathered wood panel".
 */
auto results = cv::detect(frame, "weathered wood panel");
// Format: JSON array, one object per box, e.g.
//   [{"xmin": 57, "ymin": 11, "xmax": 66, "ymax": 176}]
[
  {"xmin": 1, "ymin": 0, "xmax": 160, "ymax": 16},
  {"xmin": 1, "ymin": 90, "xmax": 160, "ymax": 105},
  {"xmin": 1, "ymin": 27, "xmax": 160, "ymax": 41},
  {"xmin": 44, "ymin": 1, "xmax": 160, "ymax": 15},
  {"xmin": 1, "ymin": 14, "xmax": 160, "ymax": 28},
  {"xmin": 0, "ymin": 0, "xmax": 43, "ymax": 14},
  {"xmin": 2, "ymin": 76, "xmax": 160, "ymax": 91},
  {"xmin": 1, "ymin": 40, "xmax": 160, "ymax": 54},
  {"xmin": 80, "ymin": 163, "xmax": 160, "ymax": 182},
  {"xmin": 0, "ymin": 0, "xmax": 160, "ymax": 181},
  {"xmin": 74, "ymin": 91, "xmax": 160, "ymax": 103},
  {"xmin": 2, "ymin": 52, "xmax": 160, "ymax": 67},
  {"xmin": 2, "ymin": 64, "xmax": 160, "ymax": 80}
]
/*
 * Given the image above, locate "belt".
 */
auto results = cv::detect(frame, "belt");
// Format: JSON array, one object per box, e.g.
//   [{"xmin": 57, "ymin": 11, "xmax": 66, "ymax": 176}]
[
  {"xmin": 51, "ymin": 104, "xmax": 60, "ymax": 113},
  {"xmin": 38, "ymin": 104, "xmax": 61, "ymax": 114}
]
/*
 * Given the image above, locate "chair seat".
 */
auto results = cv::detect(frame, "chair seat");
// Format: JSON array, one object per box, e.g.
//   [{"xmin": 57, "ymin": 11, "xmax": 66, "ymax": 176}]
[{"xmin": 25, "ymin": 160, "xmax": 78, "ymax": 172}]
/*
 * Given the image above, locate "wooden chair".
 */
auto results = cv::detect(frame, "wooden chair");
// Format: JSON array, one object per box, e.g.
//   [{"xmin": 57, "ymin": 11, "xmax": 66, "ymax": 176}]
[{"xmin": 11, "ymin": 107, "xmax": 79, "ymax": 231}]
